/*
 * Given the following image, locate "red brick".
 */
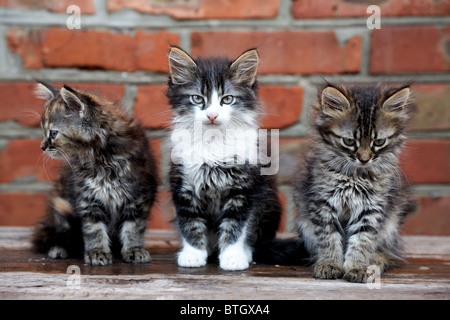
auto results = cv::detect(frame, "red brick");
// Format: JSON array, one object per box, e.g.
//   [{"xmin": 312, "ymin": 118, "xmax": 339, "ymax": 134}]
[
  {"xmin": 277, "ymin": 138, "xmax": 310, "ymax": 185},
  {"xmin": 135, "ymin": 85, "xmax": 173, "ymax": 129},
  {"xmin": 134, "ymin": 31, "xmax": 179, "ymax": 73},
  {"xmin": 7, "ymin": 29, "xmax": 44, "ymax": 69},
  {"xmin": 0, "ymin": 82, "xmax": 125, "ymax": 127},
  {"xmin": 400, "ymin": 140, "xmax": 450, "ymax": 184},
  {"xmin": 0, "ymin": 82, "xmax": 42, "ymax": 127},
  {"xmin": 0, "ymin": 193, "xmax": 48, "ymax": 226},
  {"xmin": 277, "ymin": 192, "xmax": 287, "ymax": 233},
  {"xmin": 148, "ymin": 138, "xmax": 162, "ymax": 182},
  {"xmin": 107, "ymin": 0, "xmax": 280, "ymax": 19},
  {"xmin": 7, "ymin": 28, "xmax": 179, "ymax": 72},
  {"xmin": 260, "ymin": 86, "xmax": 303, "ymax": 129},
  {"xmin": 0, "ymin": 139, "xmax": 60, "ymax": 183},
  {"xmin": 63, "ymin": 83, "xmax": 125, "ymax": 103},
  {"xmin": 401, "ymin": 195, "xmax": 450, "ymax": 235},
  {"xmin": 0, "ymin": 0, "xmax": 96, "ymax": 14},
  {"xmin": 148, "ymin": 191, "xmax": 175, "ymax": 230},
  {"xmin": 292, "ymin": 0, "xmax": 450, "ymax": 18},
  {"xmin": 370, "ymin": 26, "xmax": 449, "ymax": 74},
  {"xmin": 191, "ymin": 31, "xmax": 362, "ymax": 75},
  {"xmin": 410, "ymin": 84, "xmax": 450, "ymax": 132}
]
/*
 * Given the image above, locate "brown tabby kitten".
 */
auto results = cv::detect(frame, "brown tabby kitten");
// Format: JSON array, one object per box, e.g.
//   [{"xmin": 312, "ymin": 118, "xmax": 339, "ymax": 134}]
[
  {"xmin": 295, "ymin": 83, "xmax": 416, "ymax": 282},
  {"xmin": 32, "ymin": 81, "xmax": 158, "ymax": 265}
]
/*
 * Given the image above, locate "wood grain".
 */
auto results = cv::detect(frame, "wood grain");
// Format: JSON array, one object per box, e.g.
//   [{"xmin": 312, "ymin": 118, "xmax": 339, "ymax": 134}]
[{"xmin": 0, "ymin": 227, "xmax": 449, "ymax": 300}]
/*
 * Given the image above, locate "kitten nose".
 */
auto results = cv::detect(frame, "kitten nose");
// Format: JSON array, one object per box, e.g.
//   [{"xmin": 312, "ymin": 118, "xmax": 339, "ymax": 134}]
[
  {"xmin": 358, "ymin": 158, "xmax": 369, "ymax": 164},
  {"xmin": 357, "ymin": 150, "xmax": 372, "ymax": 164},
  {"xmin": 207, "ymin": 113, "xmax": 218, "ymax": 123}
]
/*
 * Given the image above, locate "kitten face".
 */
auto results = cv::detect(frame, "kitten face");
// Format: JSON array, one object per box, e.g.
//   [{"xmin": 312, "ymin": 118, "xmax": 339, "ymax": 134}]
[
  {"xmin": 167, "ymin": 47, "xmax": 260, "ymax": 130},
  {"xmin": 40, "ymin": 99, "xmax": 78, "ymax": 159},
  {"xmin": 36, "ymin": 82, "xmax": 92, "ymax": 159},
  {"xmin": 316, "ymin": 84, "xmax": 414, "ymax": 169}
]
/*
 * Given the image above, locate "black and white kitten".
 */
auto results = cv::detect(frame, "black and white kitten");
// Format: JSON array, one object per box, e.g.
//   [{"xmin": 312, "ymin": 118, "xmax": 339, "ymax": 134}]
[{"xmin": 166, "ymin": 47, "xmax": 286, "ymax": 271}]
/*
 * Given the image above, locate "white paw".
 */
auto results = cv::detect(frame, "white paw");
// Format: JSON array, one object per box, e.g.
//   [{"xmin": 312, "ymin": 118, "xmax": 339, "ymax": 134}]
[
  {"xmin": 177, "ymin": 243, "xmax": 207, "ymax": 268},
  {"xmin": 219, "ymin": 232, "xmax": 252, "ymax": 271},
  {"xmin": 219, "ymin": 251, "xmax": 250, "ymax": 271},
  {"xmin": 48, "ymin": 246, "xmax": 68, "ymax": 259}
]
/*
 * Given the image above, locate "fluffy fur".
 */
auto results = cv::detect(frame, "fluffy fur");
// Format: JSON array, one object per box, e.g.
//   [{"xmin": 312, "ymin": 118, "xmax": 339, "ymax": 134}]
[
  {"xmin": 294, "ymin": 82, "xmax": 416, "ymax": 282},
  {"xmin": 32, "ymin": 81, "xmax": 158, "ymax": 265},
  {"xmin": 167, "ymin": 47, "xmax": 297, "ymax": 270}
]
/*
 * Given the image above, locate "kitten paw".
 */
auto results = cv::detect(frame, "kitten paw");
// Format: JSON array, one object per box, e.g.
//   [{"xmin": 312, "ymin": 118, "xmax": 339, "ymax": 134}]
[
  {"xmin": 219, "ymin": 252, "xmax": 251, "ymax": 271},
  {"xmin": 344, "ymin": 267, "xmax": 370, "ymax": 283},
  {"xmin": 177, "ymin": 247, "xmax": 208, "ymax": 268},
  {"xmin": 48, "ymin": 246, "xmax": 68, "ymax": 259},
  {"xmin": 84, "ymin": 249, "xmax": 112, "ymax": 266},
  {"xmin": 122, "ymin": 247, "xmax": 151, "ymax": 264},
  {"xmin": 313, "ymin": 262, "xmax": 344, "ymax": 279}
]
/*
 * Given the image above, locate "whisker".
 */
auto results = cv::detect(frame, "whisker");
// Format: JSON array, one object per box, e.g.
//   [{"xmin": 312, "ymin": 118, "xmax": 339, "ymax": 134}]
[
  {"xmin": 19, "ymin": 108, "xmax": 42, "ymax": 125},
  {"xmin": 37, "ymin": 151, "xmax": 53, "ymax": 183},
  {"xmin": 58, "ymin": 148, "xmax": 74, "ymax": 172}
]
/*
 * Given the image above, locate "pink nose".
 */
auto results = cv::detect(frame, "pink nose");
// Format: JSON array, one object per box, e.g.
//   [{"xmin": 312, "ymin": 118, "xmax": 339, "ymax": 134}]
[{"xmin": 207, "ymin": 113, "xmax": 218, "ymax": 123}]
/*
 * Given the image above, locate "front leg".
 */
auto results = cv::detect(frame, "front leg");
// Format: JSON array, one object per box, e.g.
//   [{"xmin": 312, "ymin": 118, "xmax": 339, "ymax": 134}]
[
  {"xmin": 218, "ymin": 192, "xmax": 252, "ymax": 271},
  {"xmin": 299, "ymin": 202, "xmax": 345, "ymax": 279},
  {"xmin": 81, "ymin": 207, "xmax": 112, "ymax": 265},
  {"xmin": 343, "ymin": 208, "xmax": 384, "ymax": 283},
  {"xmin": 120, "ymin": 217, "xmax": 150, "ymax": 264},
  {"xmin": 173, "ymin": 189, "xmax": 208, "ymax": 268},
  {"xmin": 177, "ymin": 216, "xmax": 208, "ymax": 268}
]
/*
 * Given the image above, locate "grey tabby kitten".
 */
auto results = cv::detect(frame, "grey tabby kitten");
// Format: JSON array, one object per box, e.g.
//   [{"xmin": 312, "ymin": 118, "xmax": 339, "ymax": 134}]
[
  {"xmin": 32, "ymin": 81, "xmax": 158, "ymax": 265},
  {"xmin": 294, "ymin": 83, "xmax": 416, "ymax": 282}
]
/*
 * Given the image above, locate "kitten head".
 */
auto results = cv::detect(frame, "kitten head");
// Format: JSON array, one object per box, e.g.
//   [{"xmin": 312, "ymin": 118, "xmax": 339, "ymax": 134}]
[
  {"xmin": 35, "ymin": 81, "xmax": 106, "ymax": 159},
  {"xmin": 166, "ymin": 47, "xmax": 260, "ymax": 130},
  {"xmin": 315, "ymin": 83, "xmax": 416, "ymax": 170}
]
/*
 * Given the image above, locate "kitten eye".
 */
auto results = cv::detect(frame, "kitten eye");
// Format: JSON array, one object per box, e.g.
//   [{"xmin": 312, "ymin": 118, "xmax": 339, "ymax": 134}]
[
  {"xmin": 373, "ymin": 138, "xmax": 386, "ymax": 147},
  {"xmin": 49, "ymin": 130, "xmax": 58, "ymax": 140},
  {"xmin": 342, "ymin": 137, "xmax": 356, "ymax": 147},
  {"xmin": 190, "ymin": 95, "xmax": 204, "ymax": 105},
  {"xmin": 221, "ymin": 95, "xmax": 235, "ymax": 105}
]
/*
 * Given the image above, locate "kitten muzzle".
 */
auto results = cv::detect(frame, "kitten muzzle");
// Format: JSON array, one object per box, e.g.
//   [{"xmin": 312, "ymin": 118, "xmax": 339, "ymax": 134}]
[
  {"xmin": 206, "ymin": 112, "xmax": 218, "ymax": 124},
  {"xmin": 356, "ymin": 150, "xmax": 373, "ymax": 164}
]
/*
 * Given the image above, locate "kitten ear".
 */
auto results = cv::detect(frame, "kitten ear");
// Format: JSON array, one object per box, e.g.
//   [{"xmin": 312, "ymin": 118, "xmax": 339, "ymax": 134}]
[
  {"xmin": 168, "ymin": 47, "xmax": 197, "ymax": 85},
  {"xmin": 230, "ymin": 49, "xmax": 259, "ymax": 86},
  {"xmin": 383, "ymin": 87, "xmax": 411, "ymax": 112},
  {"xmin": 321, "ymin": 86, "xmax": 350, "ymax": 115},
  {"xmin": 34, "ymin": 80, "xmax": 58, "ymax": 100},
  {"xmin": 60, "ymin": 85, "xmax": 86, "ymax": 118}
]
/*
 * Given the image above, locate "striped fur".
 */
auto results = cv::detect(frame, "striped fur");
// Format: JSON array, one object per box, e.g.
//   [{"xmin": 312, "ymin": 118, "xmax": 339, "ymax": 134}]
[
  {"xmin": 294, "ymin": 83, "xmax": 416, "ymax": 282},
  {"xmin": 32, "ymin": 82, "xmax": 158, "ymax": 265}
]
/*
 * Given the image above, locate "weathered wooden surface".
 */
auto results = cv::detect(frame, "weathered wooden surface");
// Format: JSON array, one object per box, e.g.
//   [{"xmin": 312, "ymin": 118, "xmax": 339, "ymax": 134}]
[{"xmin": 0, "ymin": 227, "xmax": 449, "ymax": 300}]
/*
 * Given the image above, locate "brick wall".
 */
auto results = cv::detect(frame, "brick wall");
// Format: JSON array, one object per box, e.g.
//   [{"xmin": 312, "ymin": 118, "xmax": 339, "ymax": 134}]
[{"xmin": 0, "ymin": 0, "xmax": 449, "ymax": 235}]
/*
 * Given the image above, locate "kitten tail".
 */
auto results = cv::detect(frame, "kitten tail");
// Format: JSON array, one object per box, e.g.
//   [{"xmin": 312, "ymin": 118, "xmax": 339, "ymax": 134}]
[{"xmin": 253, "ymin": 238, "xmax": 310, "ymax": 266}]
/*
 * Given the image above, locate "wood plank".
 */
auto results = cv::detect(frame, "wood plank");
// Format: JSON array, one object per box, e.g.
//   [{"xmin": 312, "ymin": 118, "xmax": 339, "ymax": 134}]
[{"xmin": 0, "ymin": 227, "xmax": 449, "ymax": 300}]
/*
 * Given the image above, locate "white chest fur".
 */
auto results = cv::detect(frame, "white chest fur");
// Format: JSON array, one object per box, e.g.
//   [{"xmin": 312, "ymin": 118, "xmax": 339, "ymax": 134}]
[{"xmin": 171, "ymin": 122, "xmax": 259, "ymax": 167}]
